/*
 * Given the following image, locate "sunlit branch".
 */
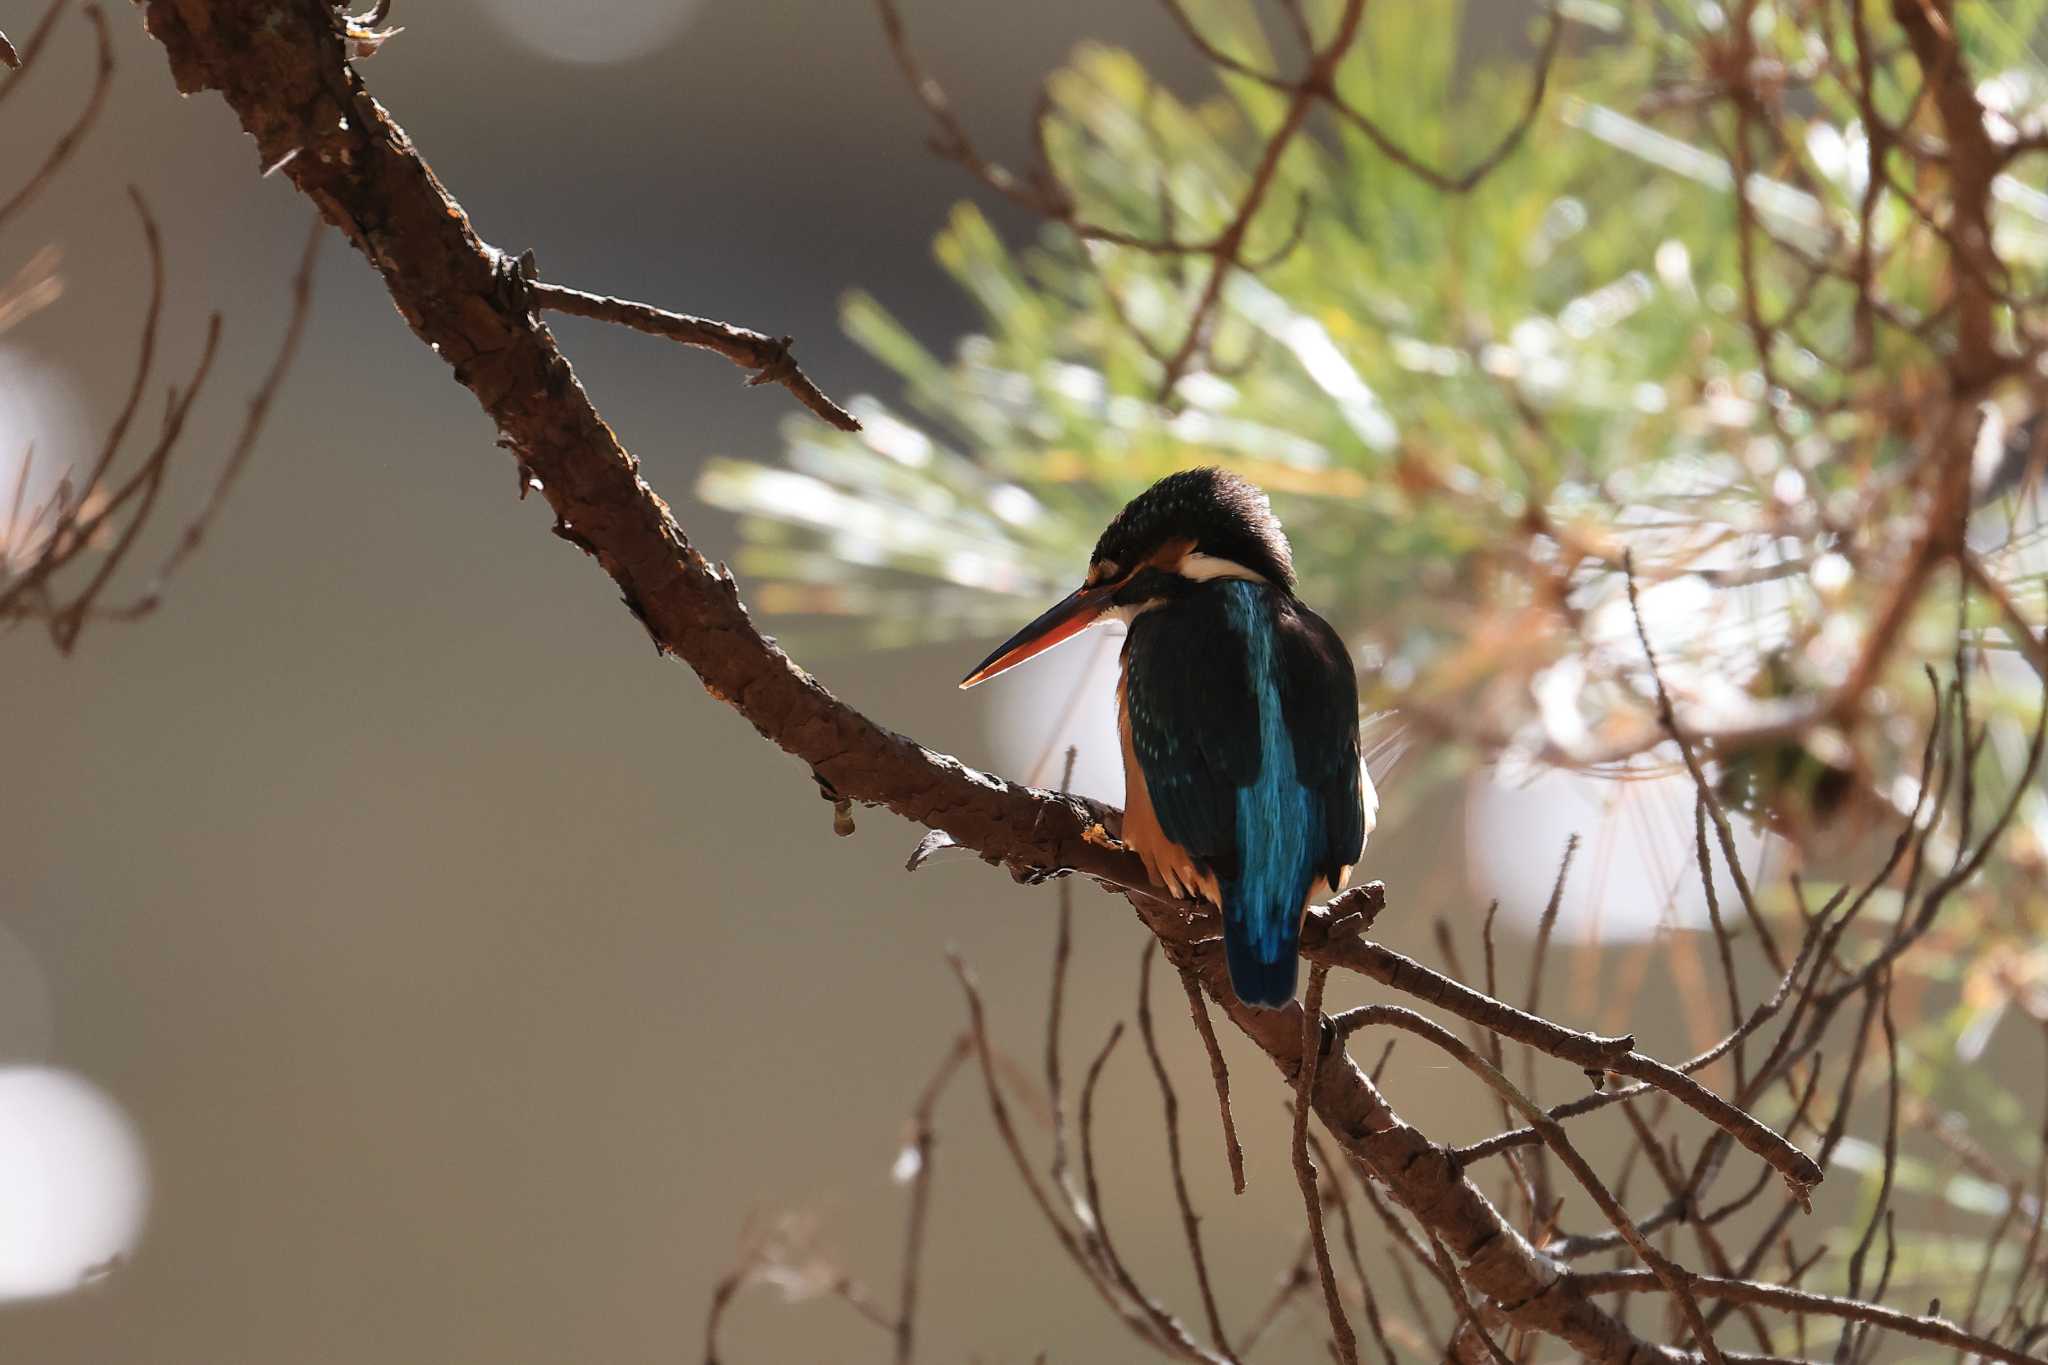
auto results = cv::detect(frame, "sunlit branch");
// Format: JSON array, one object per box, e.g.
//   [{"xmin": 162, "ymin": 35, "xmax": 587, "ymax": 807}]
[{"xmin": 529, "ymin": 281, "xmax": 858, "ymax": 433}]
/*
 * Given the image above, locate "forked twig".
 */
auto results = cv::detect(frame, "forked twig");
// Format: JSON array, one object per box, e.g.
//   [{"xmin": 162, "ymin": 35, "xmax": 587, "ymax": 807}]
[
  {"xmin": 529, "ymin": 281, "xmax": 858, "ymax": 432},
  {"xmin": 1333, "ymin": 1004, "xmax": 1728, "ymax": 1365}
]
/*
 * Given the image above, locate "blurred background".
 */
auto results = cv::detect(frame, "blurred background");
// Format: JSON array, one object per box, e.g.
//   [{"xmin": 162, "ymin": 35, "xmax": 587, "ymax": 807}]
[{"xmin": 4, "ymin": 0, "xmax": 2048, "ymax": 1361}]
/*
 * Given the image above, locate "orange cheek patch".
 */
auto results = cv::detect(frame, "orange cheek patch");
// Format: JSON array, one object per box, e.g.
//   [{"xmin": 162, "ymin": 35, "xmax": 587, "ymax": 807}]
[{"xmin": 1146, "ymin": 537, "xmax": 1197, "ymax": 572}]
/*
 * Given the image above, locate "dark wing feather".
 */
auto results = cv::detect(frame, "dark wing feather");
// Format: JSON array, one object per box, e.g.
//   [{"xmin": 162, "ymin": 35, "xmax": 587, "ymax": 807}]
[
  {"xmin": 1122, "ymin": 594, "xmax": 1260, "ymax": 880},
  {"xmin": 1275, "ymin": 600, "xmax": 1365, "ymax": 890}
]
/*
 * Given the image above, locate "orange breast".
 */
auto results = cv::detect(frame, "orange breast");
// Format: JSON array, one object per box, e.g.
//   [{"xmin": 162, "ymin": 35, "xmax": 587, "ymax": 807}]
[{"xmin": 1117, "ymin": 657, "xmax": 1222, "ymax": 906}]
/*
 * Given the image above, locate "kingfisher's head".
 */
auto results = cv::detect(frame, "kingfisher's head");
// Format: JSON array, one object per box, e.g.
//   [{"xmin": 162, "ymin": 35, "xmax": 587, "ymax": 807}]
[{"xmin": 960, "ymin": 468, "xmax": 1294, "ymax": 688}]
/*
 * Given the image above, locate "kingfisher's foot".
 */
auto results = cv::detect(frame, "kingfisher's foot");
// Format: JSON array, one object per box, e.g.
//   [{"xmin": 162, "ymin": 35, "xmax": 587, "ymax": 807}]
[{"xmin": 1081, "ymin": 821, "xmax": 1127, "ymax": 851}]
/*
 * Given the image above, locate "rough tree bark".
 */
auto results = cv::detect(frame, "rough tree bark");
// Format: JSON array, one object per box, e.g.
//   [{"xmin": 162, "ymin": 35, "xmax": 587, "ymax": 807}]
[{"xmin": 135, "ymin": 3, "xmax": 1820, "ymax": 1359}]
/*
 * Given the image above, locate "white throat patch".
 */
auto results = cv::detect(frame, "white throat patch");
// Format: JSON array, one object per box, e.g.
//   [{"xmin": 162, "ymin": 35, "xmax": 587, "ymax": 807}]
[
  {"xmin": 1105, "ymin": 599, "xmax": 1165, "ymax": 624},
  {"xmin": 1177, "ymin": 552, "xmax": 1269, "ymax": 584}
]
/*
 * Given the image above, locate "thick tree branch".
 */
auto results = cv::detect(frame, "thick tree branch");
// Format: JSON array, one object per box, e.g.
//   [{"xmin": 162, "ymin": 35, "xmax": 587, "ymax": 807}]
[{"xmin": 136, "ymin": 4, "xmax": 1815, "ymax": 1359}]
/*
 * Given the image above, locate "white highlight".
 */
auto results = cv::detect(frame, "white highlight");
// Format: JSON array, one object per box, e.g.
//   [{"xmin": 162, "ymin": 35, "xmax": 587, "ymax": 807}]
[
  {"xmin": 1177, "ymin": 552, "xmax": 1268, "ymax": 584},
  {"xmin": 980, "ymin": 625, "xmax": 1125, "ymax": 805},
  {"xmin": 0, "ymin": 1067, "xmax": 149, "ymax": 1301},
  {"xmin": 470, "ymin": 0, "xmax": 704, "ymax": 66},
  {"xmin": 1465, "ymin": 759, "xmax": 1769, "ymax": 944},
  {"xmin": 0, "ymin": 347, "xmax": 88, "ymax": 572}
]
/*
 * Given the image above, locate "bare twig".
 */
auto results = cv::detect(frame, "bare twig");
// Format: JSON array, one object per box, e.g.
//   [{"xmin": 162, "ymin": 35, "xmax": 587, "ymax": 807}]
[
  {"xmin": 1177, "ymin": 961, "xmax": 1246, "ymax": 1195},
  {"xmin": 1576, "ymin": 1270, "xmax": 2044, "ymax": 1365},
  {"xmin": 0, "ymin": 0, "xmax": 68, "ymax": 95},
  {"xmin": 0, "ymin": 3, "xmax": 112, "ymax": 234},
  {"xmin": 1046, "ymin": 747, "xmax": 1079, "ymax": 1203},
  {"xmin": 1522, "ymin": 833, "xmax": 1581, "ymax": 1217},
  {"xmin": 1291, "ymin": 964, "xmax": 1360, "ymax": 1365},
  {"xmin": 1324, "ymin": 5, "xmax": 1565, "ymax": 194},
  {"xmin": 1308, "ymin": 1130, "xmax": 1400, "ymax": 1365},
  {"xmin": 893, "ymin": 1034, "xmax": 970, "ymax": 1365},
  {"xmin": 111, "ymin": 213, "xmax": 323, "ymax": 622},
  {"xmin": 1137, "ymin": 944, "xmax": 1239, "ymax": 1363},
  {"xmin": 1623, "ymin": 553, "xmax": 1783, "ymax": 975},
  {"xmin": 3, "ymin": 193, "xmax": 316, "ymax": 651},
  {"xmin": 948, "ymin": 954, "xmax": 1187, "ymax": 1351},
  {"xmin": 529, "ymin": 281, "xmax": 858, "ymax": 432},
  {"xmin": 1309, "ymin": 917, "xmax": 1820, "ymax": 1193},
  {"xmin": 1334, "ymin": 1004, "xmax": 1729, "ymax": 1365}
]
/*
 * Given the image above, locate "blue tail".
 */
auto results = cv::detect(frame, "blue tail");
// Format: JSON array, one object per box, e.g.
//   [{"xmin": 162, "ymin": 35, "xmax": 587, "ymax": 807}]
[
  {"xmin": 1215, "ymin": 579, "xmax": 1322, "ymax": 1010},
  {"xmin": 1222, "ymin": 898, "xmax": 1300, "ymax": 1009}
]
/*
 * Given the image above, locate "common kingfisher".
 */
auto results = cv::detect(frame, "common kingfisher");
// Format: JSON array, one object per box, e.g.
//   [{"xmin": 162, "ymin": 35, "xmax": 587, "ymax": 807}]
[{"xmin": 961, "ymin": 468, "xmax": 1374, "ymax": 1008}]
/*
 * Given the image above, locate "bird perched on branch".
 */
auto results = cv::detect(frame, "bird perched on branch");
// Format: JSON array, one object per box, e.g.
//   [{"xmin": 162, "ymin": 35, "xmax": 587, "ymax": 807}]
[{"xmin": 961, "ymin": 468, "xmax": 1373, "ymax": 1007}]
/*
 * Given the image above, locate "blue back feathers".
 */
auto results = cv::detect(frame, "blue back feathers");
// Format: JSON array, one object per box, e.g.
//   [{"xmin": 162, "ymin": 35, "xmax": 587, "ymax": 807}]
[
  {"xmin": 1122, "ymin": 575, "xmax": 1362, "ymax": 1008},
  {"xmin": 1218, "ymin": 580, "xmax": 1323, "ymax": 1007}
]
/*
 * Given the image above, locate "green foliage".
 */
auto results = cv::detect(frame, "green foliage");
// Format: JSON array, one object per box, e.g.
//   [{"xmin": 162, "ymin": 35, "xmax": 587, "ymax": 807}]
[{"xmin": 705, "ymin": 1, "xmax": 2048, "ymax": 770}]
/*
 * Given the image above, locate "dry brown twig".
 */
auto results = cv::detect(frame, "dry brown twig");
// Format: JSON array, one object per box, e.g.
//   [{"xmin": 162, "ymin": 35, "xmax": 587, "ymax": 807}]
[
  {"xmin": 1136, "ymin": 944, "xmax": 1239, "ymax": 1362},
  {"xmin": 0, "ymin": 0, "xmax": 67, "ymax": 92},
  {"xmin": 0, "ymin": 1, "xmax": 111, "ymax": 233},
  {"xmin": 701, "ymin": 1030, "xmax": 972, "ymax": 1364},
  {"xmin": 893, "ymin": 1033, "xmax": 969, "ymax": 1365},
  {"xmin": 0, "ymin": 5, "xmax": 322, "ymax": 650},
  {"xmin": 0, "ymin": 200, "xmax": 321, "ymax": 650},
  {"xmin": 529, "ymin": 281, "xmax": 859, "ymax": 433},
  {"xmin": 1291, "ymin": 964, "xmax": 1360, "ymax": 1364}
]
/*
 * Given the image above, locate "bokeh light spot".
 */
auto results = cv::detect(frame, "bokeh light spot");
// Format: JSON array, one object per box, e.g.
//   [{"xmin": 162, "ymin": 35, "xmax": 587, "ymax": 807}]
[
  {"xmin": 980, "ymin": 624, "xmax": 1124, "ymax": 805},
  {"xmin": 1466, "ymin": 760, "xmax": 1771, "ymax": 944},
  {"xmin": 0, "ymin": 346, "xmax": 88, "ymax": 572},
  {"xmin": 469, "ymin": 0, "xmax": 705, "ymax": 67},
  {"xmin": 0, "ymin": 1067, "xmax": 149, "ymax": 1301}
]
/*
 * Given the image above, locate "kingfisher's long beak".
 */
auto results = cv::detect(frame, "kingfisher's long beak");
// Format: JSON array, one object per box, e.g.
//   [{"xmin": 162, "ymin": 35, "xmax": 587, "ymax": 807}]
[{"xmin": 959, "ymin": 585, "xmax": 1115, "ymax": 689}]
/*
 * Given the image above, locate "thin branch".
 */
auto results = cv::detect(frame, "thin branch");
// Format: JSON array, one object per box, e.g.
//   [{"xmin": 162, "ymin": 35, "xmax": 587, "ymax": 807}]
[
  {"xmin": 1576, "ymin": 1270, "xmax": 2044, "ymax": 1365},
  {"xmin": 1137, "ymin": 944, "xmax": 1239, "ymax": 1363},
  {"xmin": 947, "ymin": 954, "xmax": 1185, "ymax": 1351},
  {"xmin": 1074, "ymin": 1015, "xmax": 1230, "ymax": 1365},
  {"xmin": 1333, "ymin": 1004, "xmax": 1728, "ymax": 1365},
  {"xmin": 113, "ymin": 213, "xmax": 323, "ymax": 620},
  {"xmin": 1178, "ymin": 963, "xmax": 1246, "ymax": 1196},
  {"xmin": 1308, "ymin": 1131, "xmax": 1400, "ymax": 1365},
  {"xmin": 0, "ymin": 3, "xmax": 112, "ymax": 234},
  {"xmin": 1309, "ymin": 914, "xmax": 1821, "ymax": 1193},
  {"xmin": 1426, "ymin": 1228, "xmax": 1516, "ymax": 1365},
  {"xmin": 1323, "ymin": 5, "xmax": 1564, "ymax": 194},
  {"xmin": 1623, "ymin": 553, "xmax": 1784, "ymax": 976},
  {"xmin": 1291, "ymin": 964, "xmax": 1360, "ymax": 1365},
  {"xmin": 893, "ymin": 1033, "xmax": 970, "ymax": 1365},
  {"xmin": 1046, "ymin": 746, "xmax": 1078, "ymax": 1204},
  {"xmin": 529, "ymin": 281, "xmax": 858, "ymax": 432},
  {"xmin": 1522, "ymin": 833, "xmax": 1581, "ymax": 1218},
  {"xmin": 3, "ymin": 0, "xmax": 79, "ymax": 95}
]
